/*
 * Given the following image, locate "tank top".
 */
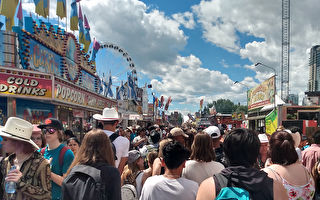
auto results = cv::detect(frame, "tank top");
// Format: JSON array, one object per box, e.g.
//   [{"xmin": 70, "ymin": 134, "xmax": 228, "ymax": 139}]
[{"xmin": 268, "ymin": 167, "xmax": 315, "ymax": 200}]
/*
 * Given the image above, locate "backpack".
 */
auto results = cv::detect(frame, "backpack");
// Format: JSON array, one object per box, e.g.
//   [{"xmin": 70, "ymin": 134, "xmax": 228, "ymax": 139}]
[
  {"xmin": 62, "ymin": 165, "xmax": 106, "ymax": 200},
  {"xmin": 121, "ymin": 171, "xmax": 142, "ymax": 200},
  {"xmin": 109, "ymin": 133, "xmax": 119, "ymax": 161},
  {"xmin": 40, "ymin": 146, "xmax": 69, "ymax": 167},
  {"xmin": 214, "ymin": 173, "xmax": 250, "ymax": 200},
  {"xmin": 121, "ymin": 184, "xmax": 138, "ymax": 200}
]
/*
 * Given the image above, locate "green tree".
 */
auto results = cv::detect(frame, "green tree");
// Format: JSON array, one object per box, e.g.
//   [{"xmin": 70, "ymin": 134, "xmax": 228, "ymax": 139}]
[
  {"xmin": 177, "ymin": 113, "xmax": 183, "ymax": 125},
  {"xmin": 235, "ymin": 105, "xmax": 248, "ymax": 114},
  {"xmin": 202, "ymin": 98, "xmax": 247, "ymax": 114}
]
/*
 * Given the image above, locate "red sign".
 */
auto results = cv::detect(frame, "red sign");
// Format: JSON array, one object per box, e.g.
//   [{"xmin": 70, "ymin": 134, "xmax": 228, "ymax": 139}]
[{"xmin": 0, "ymin": 72, "xmax": 52, "ymax": 98}]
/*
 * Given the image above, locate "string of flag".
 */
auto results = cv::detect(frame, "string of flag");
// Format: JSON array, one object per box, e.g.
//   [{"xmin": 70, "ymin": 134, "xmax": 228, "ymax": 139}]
[{"xmin": 0, "ymin": 0, "xmax": 92, "ymax": 55}]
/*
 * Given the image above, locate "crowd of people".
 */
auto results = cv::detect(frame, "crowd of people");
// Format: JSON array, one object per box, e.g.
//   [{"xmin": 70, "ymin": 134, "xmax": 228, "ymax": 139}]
[{"xmin": 0, "ymin": 107, "xmax": 320, "ymax": 199}]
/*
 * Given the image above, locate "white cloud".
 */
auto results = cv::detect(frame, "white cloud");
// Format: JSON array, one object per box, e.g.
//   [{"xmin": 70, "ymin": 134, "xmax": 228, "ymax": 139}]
[
  {"xmin": 172, "ymin": 12, "xmax": 196, "ymax": 29},
  {"xmin": 193, "ymin": 0, "xmax": 320, "ymax": 103},
  {"xmin": 150, "ymin": 55, "xmax": 246, "ymax": 106}
]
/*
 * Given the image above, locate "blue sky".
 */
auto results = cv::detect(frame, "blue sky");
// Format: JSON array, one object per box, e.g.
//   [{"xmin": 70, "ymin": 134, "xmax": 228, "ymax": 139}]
[{"xmin": 18, "ymin": 0, "xmax": 320, "ymax": 115}]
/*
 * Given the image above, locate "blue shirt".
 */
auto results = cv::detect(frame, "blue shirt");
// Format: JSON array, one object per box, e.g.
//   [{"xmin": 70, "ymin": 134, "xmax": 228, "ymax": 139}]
[
  {"xmin": 39, "ymin": 144, "xmax": 74, "ymax": 200},
  {"xmin": 130, "ymin": 132, "xmax": 137, "ymax": 142}
]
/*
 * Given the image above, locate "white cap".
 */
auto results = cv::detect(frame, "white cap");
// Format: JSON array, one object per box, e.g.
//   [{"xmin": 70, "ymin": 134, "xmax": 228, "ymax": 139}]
[
  {"xmin": 204, "ymin": 126, "xmax": 221, "ymax": 139},
  {"xmin": 258, "ymin": 134, "xmax": 269, "ymax": 143}
]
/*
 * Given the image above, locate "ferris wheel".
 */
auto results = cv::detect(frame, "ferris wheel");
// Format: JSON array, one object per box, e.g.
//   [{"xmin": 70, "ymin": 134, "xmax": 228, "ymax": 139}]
[{"xmin": 95, "ymin": 42, "xmax": 138, "ymax": 87}]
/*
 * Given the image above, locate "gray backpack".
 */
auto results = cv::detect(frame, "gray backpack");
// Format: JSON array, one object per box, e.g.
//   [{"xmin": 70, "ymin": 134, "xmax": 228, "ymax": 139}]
[
  {"xmin": 121, "ymin": 171, "xmax": 142, "ymax": 200},
  {"xmin": 121, "ymin": 184, "xmax": 138, "ymax": 200}
]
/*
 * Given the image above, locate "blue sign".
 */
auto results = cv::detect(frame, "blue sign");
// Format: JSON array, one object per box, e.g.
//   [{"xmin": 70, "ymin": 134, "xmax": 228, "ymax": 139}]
[
  {"xmin": 28, "ymin": 38, "xmax": 61, "ymax": 76},
  {"xmin": 81, "ymin": 70, "xmax": 96, "ymax": 92}
]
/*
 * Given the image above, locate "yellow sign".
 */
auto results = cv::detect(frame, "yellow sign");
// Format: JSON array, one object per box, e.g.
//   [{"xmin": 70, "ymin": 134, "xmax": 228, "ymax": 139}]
[
  {"xmin": 248, "ymin": 76, "xmax": 275, "ymax": 110},
  {"xmin": 265, "ymin": 109, "xmax": 278, "ymax": 135}
]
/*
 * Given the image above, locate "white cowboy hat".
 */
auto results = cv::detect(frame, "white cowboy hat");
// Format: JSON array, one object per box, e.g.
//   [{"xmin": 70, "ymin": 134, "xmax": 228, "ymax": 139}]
[
  {"xmin": 0, "ymin": 117, "xmax": 39, "ymax": 149},
  {"xmin": 93, "ymin": 107, "xmax": 120, "ymax": 121}
]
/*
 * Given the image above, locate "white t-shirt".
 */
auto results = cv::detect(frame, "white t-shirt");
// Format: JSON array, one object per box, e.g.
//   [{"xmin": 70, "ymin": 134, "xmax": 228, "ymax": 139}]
[
  {"xmin": 104, "ymin": 130, "xmax": 130, "ymax": 167},
  {"xmin": 139, "ymin": 175, "xmax": 198, "ymax": 200},
  {"xmin": 133, "ymin": 135, "xmax": 147, "ymax": 149},
  {"xmin": 182, "ymin": 160, "xmax": 225, "ymax": 185},
  {"xmin": 296, "ymin": 147, "xmax": 302, "ymax": 161}
]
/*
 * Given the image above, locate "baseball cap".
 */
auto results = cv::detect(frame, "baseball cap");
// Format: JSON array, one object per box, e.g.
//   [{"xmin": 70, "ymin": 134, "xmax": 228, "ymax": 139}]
[
  {"xmin": 38, "ymin": 118, "xmax": 63, "ymax": 130},
  {"xmin": 204, "ymin": 126, "xmax": 221, "ymax": 139},
  {"xmin": 170, "ymin": 127, "xmax": 189, "ymax": 138},
  {"xmin": 258, "ymin": 134, "xmax": 269, "ymax": 143},
  {"xmin": 128, "ymin": 150, "xmax": 141, "ymax": 164},
  {"xmin": 149, "ymin": 130, "xmax": 161, "ymax": 144}
]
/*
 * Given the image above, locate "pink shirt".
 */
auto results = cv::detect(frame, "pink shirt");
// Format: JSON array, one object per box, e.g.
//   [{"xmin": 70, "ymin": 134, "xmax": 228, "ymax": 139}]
[{"xmin": 302, "ymin": 144, "xmax": 320, "ymax": 172}]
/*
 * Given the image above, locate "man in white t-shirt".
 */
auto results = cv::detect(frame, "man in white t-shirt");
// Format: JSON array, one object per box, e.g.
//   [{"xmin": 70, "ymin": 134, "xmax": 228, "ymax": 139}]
[
  {"xmin": 140, "ymin": 141, "xmax": 198, "ymax": 200},
  {"xmin": 132, "ymin": 127, "xmax": 148, "ymax": 150},
  {"xmin": 93, "ymin": 107, "xmax": 130, "ymax": 175}
]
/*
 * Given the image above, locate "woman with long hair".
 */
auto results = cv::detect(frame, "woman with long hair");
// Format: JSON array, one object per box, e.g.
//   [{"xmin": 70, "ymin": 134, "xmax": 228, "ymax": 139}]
[
  {"xmin": 62, "ymin": 129, "xmax": 121, "ymax": 200},
  {"xmin": 312, "ymin": 159, "xmax": 320, "ymax": 200},
  {"xmin": 182, "ymin": 132, "xmax": 224, "ymax": 185},
  {"xmin": 121, "ymin": 150, "xmax": 145, "ymax": 198},
  {"xmin": 263, "ymin": 130, "xmax": 315, "ymax": 200}
]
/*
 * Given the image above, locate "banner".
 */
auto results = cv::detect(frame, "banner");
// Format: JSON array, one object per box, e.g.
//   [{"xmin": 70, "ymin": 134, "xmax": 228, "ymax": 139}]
[
  {"xmin": 54, "ymin": 78, "xmax": 116, "ymax": 110},
  {"xmin": 248, "ymin": 76, "xmax": 275, "ymax": 110},
  {"xmin": 200, "ymin": 99, "xmax": 204, "ymax": 110},
  {"xmin": 0, "ymin": 72, "xmax": 52, "ymax": 99},
  {"xmin": 142, "ymin": 87, "xmax": 148, "ymax": 114},
  {"xmin": 265, "ymin": 109, "xmax": 278, "ymax": 135}
]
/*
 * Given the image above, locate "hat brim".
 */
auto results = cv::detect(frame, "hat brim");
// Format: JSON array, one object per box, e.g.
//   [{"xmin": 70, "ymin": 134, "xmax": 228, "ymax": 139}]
[
  {"xmin": 172, "ymin": 133, "xmax": 189, "ymax": 138},
  {"xmin": 0, "ymin": 129, "xmax": 39, "ymax": 150},
  {"xmin": 93, "ymin": 114, "xmax": 120, "ymax": 121},
  {"xmin": 37, "ymin": 124, "xmax": 49, "ymax": 129},
  {"xmin": 182, "ymin": 133, "xmax": 189, "ymax": 138}
]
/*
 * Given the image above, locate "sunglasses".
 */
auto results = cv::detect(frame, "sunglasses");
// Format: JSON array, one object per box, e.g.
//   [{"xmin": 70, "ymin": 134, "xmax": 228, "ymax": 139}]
[{"xmin": 42, "ymin": 128, "xmax": 56, "ymax": 134}]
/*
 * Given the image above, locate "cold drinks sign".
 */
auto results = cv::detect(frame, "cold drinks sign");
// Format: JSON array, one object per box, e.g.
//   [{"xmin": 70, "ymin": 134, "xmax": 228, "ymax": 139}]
[{"xmin": 0, "ymin": 71, "xmax": 52, "ymax": 99}]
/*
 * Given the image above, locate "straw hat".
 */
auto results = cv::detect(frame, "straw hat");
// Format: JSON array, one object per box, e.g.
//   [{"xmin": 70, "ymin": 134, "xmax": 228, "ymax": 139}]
[
  {"xmin": 170, "ymin": 127, "xmax": 189, "ymax": 138},
  {"xmin": 0, "ymin": 117, "xmax": 39, "ymax": 149},
  {"xmin": 93, "ymin": 107, "xmax": 120, "ymax": 121}
]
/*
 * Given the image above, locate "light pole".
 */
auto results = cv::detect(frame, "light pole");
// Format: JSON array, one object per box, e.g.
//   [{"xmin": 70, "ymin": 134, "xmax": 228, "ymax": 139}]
[
  {"xmin": 254, "ymin": 62, "xmax": 276, "ymax": 75},
  {"xmin": 234, "ymin": 81, "xmax": 249, "ymax": 110},
  {"xmin": 254, "ymin": 62, "xmax": 277, "ymax": 110}
]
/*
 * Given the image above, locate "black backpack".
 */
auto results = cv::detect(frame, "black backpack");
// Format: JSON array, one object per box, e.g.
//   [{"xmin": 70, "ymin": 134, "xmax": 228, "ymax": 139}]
[
  {"xmin": 110, "ymin": 133, "xmax": 120, "ymax": 161},
  {"xmin": 62, "ymin": 165, "xmax": 106, "ymax": 200}
]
